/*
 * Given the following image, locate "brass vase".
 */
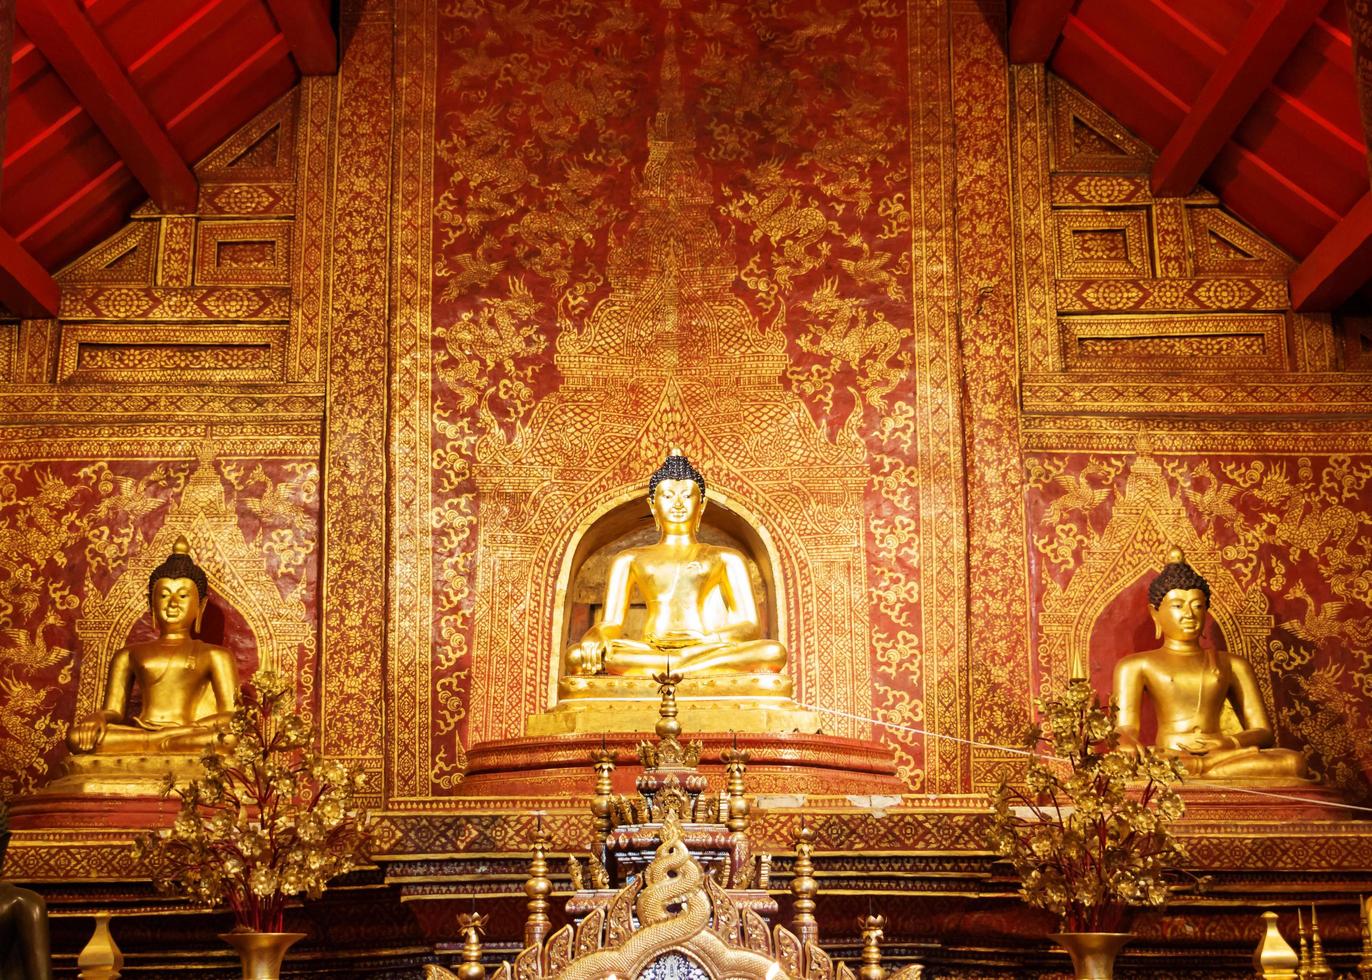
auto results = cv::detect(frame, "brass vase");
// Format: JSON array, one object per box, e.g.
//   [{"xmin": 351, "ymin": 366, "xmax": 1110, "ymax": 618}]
[
  {"xmin": 219, "ymin": 931, "xmax": 306, "ymax": 980},
  {"xmin": 1051, "ymin": 932, "xmax": 1133, "ymax": 980}
]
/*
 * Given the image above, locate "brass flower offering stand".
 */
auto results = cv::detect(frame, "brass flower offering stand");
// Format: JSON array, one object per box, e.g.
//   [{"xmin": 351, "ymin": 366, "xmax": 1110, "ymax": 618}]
[
  {"xmin": 219, "ymin": 930, "xmax": 306, "ymax": 980},
  {"xmin": 1051, "ymin": 932, "xmax": 1133, "ymax": 980}
]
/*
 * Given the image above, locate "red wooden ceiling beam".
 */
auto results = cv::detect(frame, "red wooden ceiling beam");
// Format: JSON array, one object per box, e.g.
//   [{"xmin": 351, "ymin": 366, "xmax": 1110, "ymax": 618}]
[
  {"xmin": 1289, "ymin": 192, "xmax": 1372, "ymax": 311},
  {"xmin": 1151, "ymin": 0, "xmax": 1326, "ymax": 197},
  {"xmin": 265, "ymin": 0, "xmax": 336, "ymax": 75},
  {"xmin": 0, "ymin": 230, "xmax": 60, "ymax": 318},
  {"xmin": 0, "ymin": 2, "xmax": 58, "ymax": 319},
  {"xmin": 15, "ymin": 0, "xmax": 197, "ymax": 212},
  {"xmin": 1009, "ymin": 0, "xmax": 1075, "ymax": 64}
]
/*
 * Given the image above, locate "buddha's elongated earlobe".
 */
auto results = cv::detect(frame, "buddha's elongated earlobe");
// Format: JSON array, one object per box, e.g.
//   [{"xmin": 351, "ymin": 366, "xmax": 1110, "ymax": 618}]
[{"xmin": 194, "ymin": 597, "xmax": 205, "ymax": 636}]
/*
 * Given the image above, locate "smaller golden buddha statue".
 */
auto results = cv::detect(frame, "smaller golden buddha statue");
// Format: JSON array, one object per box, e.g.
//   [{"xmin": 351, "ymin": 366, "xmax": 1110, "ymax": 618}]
[
  {"xmin": 67, "ymin": 536, "xmax": 238, "ymax": 757},
  {"xmin": 1113, "ymin": 549, "xmax": 1308, "ymax": 781},
  {"xmin": 568, "ymin": 449, "xmax": 787, "ymax": 679}
]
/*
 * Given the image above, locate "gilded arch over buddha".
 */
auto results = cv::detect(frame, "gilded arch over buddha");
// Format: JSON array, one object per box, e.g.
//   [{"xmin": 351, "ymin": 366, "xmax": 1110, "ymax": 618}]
[{"xmin": 526, "ymin": 450, "xmax": 820, "ymax": 736}]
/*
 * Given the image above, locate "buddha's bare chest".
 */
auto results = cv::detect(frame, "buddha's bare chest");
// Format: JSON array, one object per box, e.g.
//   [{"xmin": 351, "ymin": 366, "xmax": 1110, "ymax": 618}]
[
  {"xmin": 634, "ymin": 557, "xmax": 715, "ymax": 600},
  {"xmin": 130, "ymin": 646, "xmax": 207, "ymax": 684},
  {"xmin": 1143, "ymin": 658, "xmax": 1230, "ymax": 703}
]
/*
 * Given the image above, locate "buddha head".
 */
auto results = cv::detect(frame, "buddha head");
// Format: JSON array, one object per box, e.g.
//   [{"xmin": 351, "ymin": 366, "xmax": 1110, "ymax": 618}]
[
  {"xmin": 647, "ymin": 449, "xmax": 707, "ymax": 534},
  {"xmin": 1147, "ymin": 547, "xmax": 1211, "ymax": 644},
  {"xmin": 146, "ymin": 536, "xmax": 210, "ymax": 635}
]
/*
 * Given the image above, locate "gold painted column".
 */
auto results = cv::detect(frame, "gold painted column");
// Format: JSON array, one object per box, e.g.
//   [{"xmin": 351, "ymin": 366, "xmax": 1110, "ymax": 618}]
[{"xmin": 319, "ymin": 0, "xmax": 393, "ymax": 797}]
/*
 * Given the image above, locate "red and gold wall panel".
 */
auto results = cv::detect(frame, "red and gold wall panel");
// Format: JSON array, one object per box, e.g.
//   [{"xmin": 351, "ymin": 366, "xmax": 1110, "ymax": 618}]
[
  {"xmin": 387, "ymin": 0, "xmax": 972, "ymax": 800},
  {"xmin": 0, "ymin": 429, "xmax": 319, "ymax": 799},
  {"xmin": 1025, "ymin": 442, "xmax": 1372, "ymax": 805},
  {"xmin": 0, "ymin": 72, "xmax": 333, "ymax": 800}
]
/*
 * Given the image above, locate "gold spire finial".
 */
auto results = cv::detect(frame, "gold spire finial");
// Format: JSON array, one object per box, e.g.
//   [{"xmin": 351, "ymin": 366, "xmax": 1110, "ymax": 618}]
[
  {"xmin": 1166, "ymin": 545, "xmax": 1186, "ymax": 565},
  {"xmin": 523, "ymin": 814, "xmax": 552, "ymax": 948},
  {"xmin": 858, "ymin": 913, "xmax": 888, "ymax": 980},
  {"xmin": 1310, "ymin": 906, "xmax": 1333, "ymax": 979},
  {"xmin": 455, "ymin": 911, "xmax": 488, "ymax": 980},
  {"xmin": 172, "ymin": 535, "xmax": 191, "ymax": 556}
]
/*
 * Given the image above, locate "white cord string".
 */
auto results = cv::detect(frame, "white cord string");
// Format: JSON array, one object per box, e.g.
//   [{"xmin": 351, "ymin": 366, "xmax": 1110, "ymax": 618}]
[{"xmin": 797, "ymin": 701, "xmax": 1372, "ymax": 816}]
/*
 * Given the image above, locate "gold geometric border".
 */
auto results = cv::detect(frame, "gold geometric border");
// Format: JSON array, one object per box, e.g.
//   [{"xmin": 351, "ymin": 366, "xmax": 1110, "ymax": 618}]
[{"xmin": 55, "ymin": 323, "xmax": 288, "ymax": 384}]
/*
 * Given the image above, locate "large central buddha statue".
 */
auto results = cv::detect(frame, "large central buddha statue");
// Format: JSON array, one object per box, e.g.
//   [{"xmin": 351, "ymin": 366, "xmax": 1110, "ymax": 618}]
[
  {"xmin": 526, "ymin": 450, "xmax": 818, "ymax": 736},
  {"xmin": 1112, "ymin": 549, "xmax": 1309, "ymax": 781},
  {"xmin": 67, "ymin": 536, "xmax": 238, "ymax": 759},
  {"xmin": 567, "ymin": 449, "xmax": 787, "ymax": 679}
]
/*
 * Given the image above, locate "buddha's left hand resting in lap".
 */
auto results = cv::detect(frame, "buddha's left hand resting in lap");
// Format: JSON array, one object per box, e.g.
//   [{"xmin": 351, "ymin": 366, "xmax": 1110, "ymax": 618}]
[
  {"xmin": 67, "ymin": 536, "xmax": 238, "ymax": 755},
  {"xmin": 568, "ymin": 449, "xmax": 787, "ymax": 678}
]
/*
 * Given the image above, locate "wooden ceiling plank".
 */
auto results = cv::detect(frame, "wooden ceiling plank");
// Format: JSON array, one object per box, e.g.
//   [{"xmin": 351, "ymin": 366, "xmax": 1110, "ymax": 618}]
[
  {"xmin": 0, "ymin": 229, "xmax": 60, "ymax": 318},
  {"xmin": 1151, "ymin": 0, "xmax": 1327, "ymax": 197},
  {"xmin": 1346, "ymin": 0, "xmax": 1372, "ymax": 189},
  {"xmin": 1009, "ymin": 0, "xmax": 1076, "ymax": 64},
  {"xmin": 1289, "ymin": 191, "xmax": 1372, "ymax": 310},
  {"xmin": 15, "ymin": 0, "xmax": 197, "ymax": 212},
  {"xmin": 265, "ymin": 0, "xmax": 336, "ymax": 75}
]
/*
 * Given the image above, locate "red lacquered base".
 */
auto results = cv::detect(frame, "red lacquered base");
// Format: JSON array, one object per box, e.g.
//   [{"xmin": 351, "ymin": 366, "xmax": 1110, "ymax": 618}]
[{"xmin": 459, "ymin": 730, "xmax": 906, "ymax": 798}]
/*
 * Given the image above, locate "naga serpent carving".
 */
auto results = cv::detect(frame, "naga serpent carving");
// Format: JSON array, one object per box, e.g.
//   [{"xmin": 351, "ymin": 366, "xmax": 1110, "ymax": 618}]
[{"xmin": 560, "ymin": 812, "xmax": 788, "ymax": 980}]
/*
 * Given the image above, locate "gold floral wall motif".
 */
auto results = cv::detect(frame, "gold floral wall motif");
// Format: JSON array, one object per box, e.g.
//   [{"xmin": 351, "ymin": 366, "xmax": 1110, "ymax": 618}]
[
  {"xmin": 1004, "ymin": 51, "xmax": 1372, "ymax": 803},
  {"xmin": 387, "ymin": 0, "xmax": 974, "ymax": 798}
]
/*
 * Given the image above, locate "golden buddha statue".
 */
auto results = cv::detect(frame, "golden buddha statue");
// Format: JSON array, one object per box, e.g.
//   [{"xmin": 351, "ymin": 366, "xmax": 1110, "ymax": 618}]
[
  {"xmin": 526, "ymin": 450, "xmax": 818, "ymax": 735},
  {"xmin": 568, "ymin": 449, "xmax": 787, "ymax": 679},
  {"xmin": 67, "ymin": 536, "xmax": 238, "ymax": 757},
  {"xmin": 1113, "ymin": 549, "xmax": 1308, "ymax": 781}
]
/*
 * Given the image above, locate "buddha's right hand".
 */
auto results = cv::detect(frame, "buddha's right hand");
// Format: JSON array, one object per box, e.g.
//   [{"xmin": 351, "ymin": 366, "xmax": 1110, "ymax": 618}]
[
  {"xmin": 569, "ymin": 640, "xmax": 606, "ymax": 676},
  {"xmin": 68, "ymin": 714, "xmax": 108, "ymax": 752}
]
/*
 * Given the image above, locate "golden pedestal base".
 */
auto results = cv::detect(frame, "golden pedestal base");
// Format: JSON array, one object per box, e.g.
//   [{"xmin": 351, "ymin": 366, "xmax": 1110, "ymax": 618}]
[
  {"xmin": 7, "ymin": 753, "xmax": 201, "ymax": 830},
  {"xmin": 527, "ymin": 673, "xmax": 821, "ymax": 736},
  {"xmin": 1168, "ymin": 779, "xmax": 1348, "ymax": 822}
]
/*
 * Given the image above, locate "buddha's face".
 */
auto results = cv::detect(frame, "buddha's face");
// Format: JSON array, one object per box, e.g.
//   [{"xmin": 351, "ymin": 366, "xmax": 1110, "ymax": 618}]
[
  {"xmin": 151, "ymin": 576, "xmax": 203, "ymax": 633},
  {"xmin": 651, "ymin": 478, "xmax": 703, "ymax": 533},
  {"xmin": 1151, "ymin": 588, "xmax": 1208, "ymax": 643}
]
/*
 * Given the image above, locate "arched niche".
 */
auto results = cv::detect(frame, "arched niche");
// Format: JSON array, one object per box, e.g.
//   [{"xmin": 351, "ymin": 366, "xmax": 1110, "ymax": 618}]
[{"xmin": 551, "ymin": 489, "xmax": 784, "ymax": 680}]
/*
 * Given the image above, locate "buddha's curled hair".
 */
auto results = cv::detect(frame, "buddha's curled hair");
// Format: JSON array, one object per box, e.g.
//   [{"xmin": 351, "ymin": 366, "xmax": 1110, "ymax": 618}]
[
  {"xmin": 648, "ymin": 449, "xmax": 706, "ymax": 500},
  {"xmin": 148, "ymin": 536, "xmax": 210, "ymax": 606},
  {"xmin": 1147, "ymin": 553, "xmax": 1211, "ymax": 608}
]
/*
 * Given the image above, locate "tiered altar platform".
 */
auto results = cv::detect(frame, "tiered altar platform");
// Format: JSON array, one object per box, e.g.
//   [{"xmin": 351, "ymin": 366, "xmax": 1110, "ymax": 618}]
[{"xmin": 8, "ymin": 797, "xmax": 1372, "ymax": 978}]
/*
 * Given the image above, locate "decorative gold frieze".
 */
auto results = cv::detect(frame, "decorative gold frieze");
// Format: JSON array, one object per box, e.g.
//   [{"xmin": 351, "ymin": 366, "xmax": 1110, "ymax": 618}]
[{"xmin": 56, "ymin": 324, "xmax": 288, "ymax": 384}]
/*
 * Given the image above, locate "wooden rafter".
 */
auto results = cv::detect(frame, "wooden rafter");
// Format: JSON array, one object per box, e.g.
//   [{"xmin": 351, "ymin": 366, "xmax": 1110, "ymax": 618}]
[
  {"xmin": 1008, "ymin": 0, "xmax": 1075, "ymax": 65},
  {"xmin": 265, "ymin": 0, "xmax": 337, "ymax": 75},
  {"xmin": 1151, "ymin": 0, "xmax": 1326, "ymax": 197},
  {"xmin": 16, "ymin": 0, "xmax": 197, "ymax": 212},
  {"xmin": 0, "ymin": 230, "xmax": 60, "ymax": 318},
  {"xmin": 1289, "ymin": 192, "xmax": 1372, "ymax": 311},
  {"xmin": 0, "ymin": 0, "xmax": 59, "ymax": 318}
]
